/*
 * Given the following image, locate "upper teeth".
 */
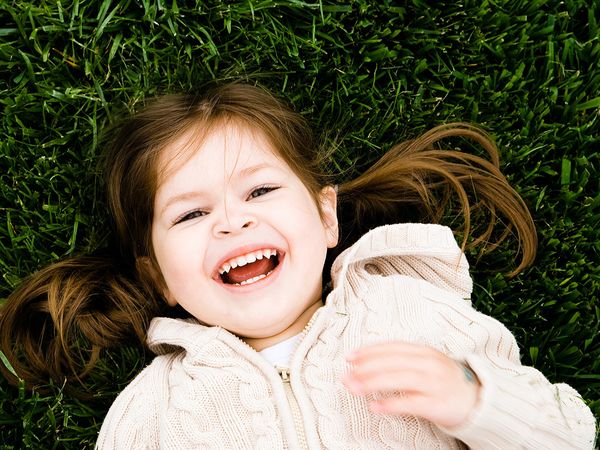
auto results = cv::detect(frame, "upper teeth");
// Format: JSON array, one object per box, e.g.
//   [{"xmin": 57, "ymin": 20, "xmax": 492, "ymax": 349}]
[{"xmin": 218, "ymin": 249, "xmax": 277, "ymax": 275}]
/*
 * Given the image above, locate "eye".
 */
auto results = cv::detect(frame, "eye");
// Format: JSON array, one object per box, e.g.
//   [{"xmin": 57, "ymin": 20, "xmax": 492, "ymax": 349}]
[
  {"xmin": 248, "ymin": 185, "xmax": 280, "ymax": 200},
  {"xmin": 173, "ymin": 209, "xmax": 207, "ymax": 225}
]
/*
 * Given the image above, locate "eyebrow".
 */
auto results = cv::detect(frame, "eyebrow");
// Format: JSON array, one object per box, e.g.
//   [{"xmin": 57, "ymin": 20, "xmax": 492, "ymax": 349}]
[
  {"xmin": 238, "ymin": 162, "xmax": 271, "ymax": 177},
  {"xmin": 160, "ymin": 191, "xmax": 205, "ymax": 216},
  {"xmin": 159, "ymin": 163, "xmax": 274, "ymax": 215}
]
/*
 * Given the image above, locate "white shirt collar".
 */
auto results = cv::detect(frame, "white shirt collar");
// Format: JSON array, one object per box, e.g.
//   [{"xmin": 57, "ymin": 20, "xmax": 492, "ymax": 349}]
[{"xmin": 258, "ymin": 333, "xmax": 302, "ymax": 367}]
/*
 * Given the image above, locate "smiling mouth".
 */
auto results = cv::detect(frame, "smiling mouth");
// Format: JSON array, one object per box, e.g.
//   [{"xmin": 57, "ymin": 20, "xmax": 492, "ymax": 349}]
[{"xmin": 218, "ymin": 249, "xmax": 281, "ymax": 286}]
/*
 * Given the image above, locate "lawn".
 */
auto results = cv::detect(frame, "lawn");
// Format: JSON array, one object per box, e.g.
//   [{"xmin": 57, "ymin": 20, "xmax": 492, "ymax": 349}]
[{"xmin": 1, "ymin": 0, "xmax": 598, "ymax": 447}]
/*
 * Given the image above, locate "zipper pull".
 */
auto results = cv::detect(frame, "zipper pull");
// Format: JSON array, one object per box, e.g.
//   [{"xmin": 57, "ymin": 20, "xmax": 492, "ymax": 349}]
[{"xmin": 277, "ymin": 367, "xmax": 290, "ymax": 382}]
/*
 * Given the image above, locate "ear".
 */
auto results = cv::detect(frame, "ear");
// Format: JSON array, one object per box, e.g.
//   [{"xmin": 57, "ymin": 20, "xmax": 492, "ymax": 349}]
[
  {"xmin": 136, "ymin": 256, "xmax": 178, "ymax": 306},
  {"xmin": 319, "ymin": 185, "xmax": 339, "ymax": 248}
]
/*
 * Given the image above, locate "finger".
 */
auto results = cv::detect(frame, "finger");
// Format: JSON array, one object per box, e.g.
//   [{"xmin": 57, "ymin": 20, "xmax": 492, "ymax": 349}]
[
  {"xmin": 369, "ymin": 393, "xmax": 432, "ymax": 417},
  {"xmin": 347, "ymin": 341, "xmax": 432, "ymax": 362},
  {"xmin": 348, "ymin": 344, "xmax": 451, "ymax": 380},
  {"xmin": 344, "ymin": 369, "xmax": 427, "ymax": 395},
  {"xmin": 348, "ymin": 352, "xmax": 431, "ymax": 379}
]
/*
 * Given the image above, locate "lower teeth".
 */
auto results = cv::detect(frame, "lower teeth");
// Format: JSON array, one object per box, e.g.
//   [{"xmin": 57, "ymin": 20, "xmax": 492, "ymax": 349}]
[{"xmin": 236, "ymin": 270, "xmax": 273, "ymax": 286}]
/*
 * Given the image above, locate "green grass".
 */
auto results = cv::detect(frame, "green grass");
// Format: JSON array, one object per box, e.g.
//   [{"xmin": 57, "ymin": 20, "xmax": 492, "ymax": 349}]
[{"xmin": 1, "ymin": 0, "xmax": 599, "ymax": 447}]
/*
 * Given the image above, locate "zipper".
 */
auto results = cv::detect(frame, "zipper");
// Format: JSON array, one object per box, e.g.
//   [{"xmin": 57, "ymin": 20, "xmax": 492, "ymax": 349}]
[
  {"xmin": 277, "ymin": 367, "xmax": 309, "ymax": 450},
  {"xmin": 231, "ymin": 307, "xmax": 323, "ymax": 449},
  {"xmin": 275, "ymin": 309, "xmax": 322, "ymax": 449}
]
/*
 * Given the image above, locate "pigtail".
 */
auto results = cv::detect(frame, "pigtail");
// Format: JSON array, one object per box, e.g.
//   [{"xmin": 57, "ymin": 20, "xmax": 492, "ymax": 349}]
[
  {"xmin": 336, "ymin": 123, "xmax": 537, "ymax": 276},
  {"xmin": 0, "ymin": 255, "xmax": 159, "ymax": 392}
]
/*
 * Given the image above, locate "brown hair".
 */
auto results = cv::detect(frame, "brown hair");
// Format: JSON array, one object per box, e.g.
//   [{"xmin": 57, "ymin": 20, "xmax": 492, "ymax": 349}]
[{"xmin": 0, "ymin": 82, "xmax": 536, "ymax": 391}]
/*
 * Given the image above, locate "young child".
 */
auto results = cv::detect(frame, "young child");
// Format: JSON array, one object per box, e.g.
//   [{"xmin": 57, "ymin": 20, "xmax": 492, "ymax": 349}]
[{"xmin": 0, "ymin": 83, "xmax": 595, "ymax": 449}]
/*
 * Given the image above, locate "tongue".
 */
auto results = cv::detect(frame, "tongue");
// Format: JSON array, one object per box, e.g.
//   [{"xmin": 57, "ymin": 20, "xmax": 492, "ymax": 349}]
[{"xmin": 224, "ymin": 258, "xmax": 275, "ymax": 284}]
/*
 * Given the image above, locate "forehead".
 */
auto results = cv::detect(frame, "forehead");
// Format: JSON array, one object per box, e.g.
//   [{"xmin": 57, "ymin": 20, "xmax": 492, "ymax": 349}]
[{"xmin": 155, "ymin": 120, "xmax": 286, "ymax": 189}]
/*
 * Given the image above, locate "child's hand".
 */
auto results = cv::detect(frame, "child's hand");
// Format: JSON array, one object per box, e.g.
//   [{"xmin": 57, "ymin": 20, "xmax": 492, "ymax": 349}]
[{"xmin": 343, "ymin": 342, "xmax": 481, "ymax": 429}]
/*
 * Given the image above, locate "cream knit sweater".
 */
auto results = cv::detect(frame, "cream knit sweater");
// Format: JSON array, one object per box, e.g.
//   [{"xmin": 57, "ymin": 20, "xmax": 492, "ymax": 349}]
[{"xmin": 97, "ymin": 224, "xmax": 596, "ymax": 449}]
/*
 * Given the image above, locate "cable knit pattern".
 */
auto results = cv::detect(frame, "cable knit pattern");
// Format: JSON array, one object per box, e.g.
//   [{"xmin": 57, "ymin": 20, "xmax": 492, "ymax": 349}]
[{"xmin": 97, "ymin": 223, "xmax": 596, "ymax": 449}]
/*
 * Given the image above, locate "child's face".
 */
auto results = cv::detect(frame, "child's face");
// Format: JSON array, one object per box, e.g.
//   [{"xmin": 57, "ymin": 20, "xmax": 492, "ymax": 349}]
[{"xmin": 150, "ymin": 122, "xmax": 338, "ymax": 350}]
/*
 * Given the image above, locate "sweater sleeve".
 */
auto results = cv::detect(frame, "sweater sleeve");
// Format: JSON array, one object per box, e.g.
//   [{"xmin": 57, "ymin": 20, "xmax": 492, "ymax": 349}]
[
  {"xmin": 96, "ymin": 355, "xmax": 171, "ymax": 450},
  {"xmin": 421, "ymin": 283, "xmax": 597, "ymax": 449}
]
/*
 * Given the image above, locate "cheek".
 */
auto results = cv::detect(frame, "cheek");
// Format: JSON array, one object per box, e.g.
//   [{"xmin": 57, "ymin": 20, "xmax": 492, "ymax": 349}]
[
  {"xmin": 153, "ymin": 234, "xmax": 195, "ymax": 285},
  {"xmin": 287, "ymin": 202, "xmax": 331, "ymax": 253}
]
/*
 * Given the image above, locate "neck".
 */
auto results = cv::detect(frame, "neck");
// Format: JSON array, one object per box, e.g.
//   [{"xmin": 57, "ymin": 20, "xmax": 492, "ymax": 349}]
[{"xmin": 243, "ymin": 299, "xmax": 322, "ymax": 351}]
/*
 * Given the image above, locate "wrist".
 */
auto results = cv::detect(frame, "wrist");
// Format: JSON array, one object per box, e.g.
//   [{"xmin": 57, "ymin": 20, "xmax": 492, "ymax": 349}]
[{"xmin": 449, "ymin": 360, "xmax": 482, "ymax": 429}]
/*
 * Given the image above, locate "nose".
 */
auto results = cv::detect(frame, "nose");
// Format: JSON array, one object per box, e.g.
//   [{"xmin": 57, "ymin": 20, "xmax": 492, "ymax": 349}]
[{"xmin": 212, "ymin": 208, "xmax": 257, "ymax": 237}]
